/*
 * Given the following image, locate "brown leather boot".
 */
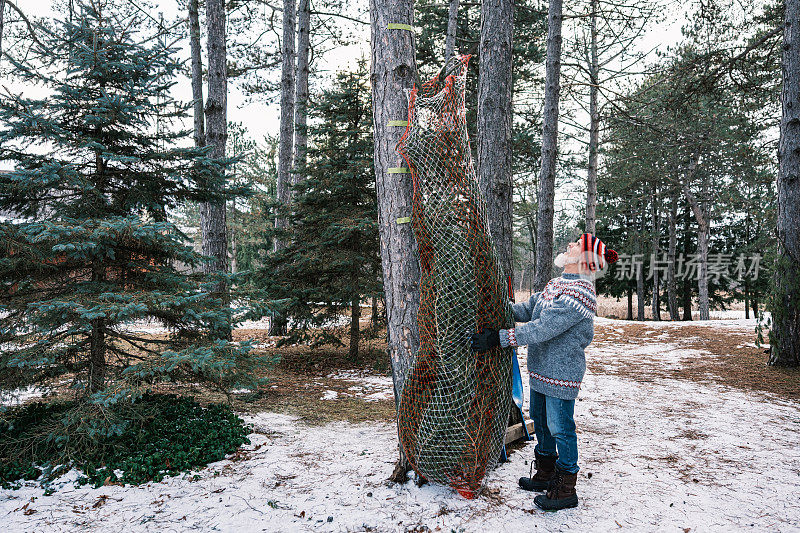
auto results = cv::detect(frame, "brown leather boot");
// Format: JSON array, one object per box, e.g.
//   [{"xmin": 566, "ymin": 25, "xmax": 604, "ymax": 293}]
[
  {"xmin": 518, "ymin": 450, "xmax": 557, "ymax": 492},
  {"xmin": 534, "ymin": 466, "xmax": 578, "ymax": 510}
]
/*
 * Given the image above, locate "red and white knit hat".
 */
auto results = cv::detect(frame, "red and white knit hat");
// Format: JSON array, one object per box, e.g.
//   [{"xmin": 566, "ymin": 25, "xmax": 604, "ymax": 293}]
[{"xmin": 579, "ymin": 233, "xmax": 618, "ymax": 272}]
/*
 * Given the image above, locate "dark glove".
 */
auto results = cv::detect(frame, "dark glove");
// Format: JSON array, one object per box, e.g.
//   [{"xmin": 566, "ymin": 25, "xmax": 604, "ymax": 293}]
[{"xmin": 471, "ymin": 329, "xmax": 500, "ymax": 352}]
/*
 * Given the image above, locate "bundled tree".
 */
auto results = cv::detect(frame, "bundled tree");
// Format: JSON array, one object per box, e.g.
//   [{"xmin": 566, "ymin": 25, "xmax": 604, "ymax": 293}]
[
  {"xmin": 256, "ymin": 63, "xmax": 380, "ymax": 358},
  {"xmin": 0, "ymin": 2, "xmax": 265, "ymax": 409}
]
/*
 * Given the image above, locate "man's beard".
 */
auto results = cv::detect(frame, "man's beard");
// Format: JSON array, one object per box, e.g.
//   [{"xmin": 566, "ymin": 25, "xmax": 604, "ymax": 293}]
[{"xmin": 554, "ymin": 251, "xmax": 576, "ymax": 268}]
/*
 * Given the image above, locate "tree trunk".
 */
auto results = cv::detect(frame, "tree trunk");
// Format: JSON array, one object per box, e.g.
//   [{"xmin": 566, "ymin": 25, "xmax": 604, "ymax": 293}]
[
  {"xmin": 650, "ymin": 185, "xmax": 661, "ymax": 321},
  {"xmin": 667, "ymin": 193, "xmax": 678, "ymax": 320},
  {"xmin": 636, "ymin": 209, "xmax": 645, "ymax": 320},
  {"xmin": 477, "ymin": 0, "xmax": 514, "ymax": 279},
  {"xmin": 203, "ymin": 0, "xmax": 229, "ymax": 312},
  {"xmin": 0, "ymin": 0, "xmax": 6, "ymax": 58},
  {"xmin": 230, "ymin": 203, "xmax": 237, "ymax": 274},
  {"xmin": 444, "ymin": 0, "xmax": 459, "ymax": 60},
  {"xmin": 350, "ymin": 295, "xmax": 361, "ymax": 359},
  {"xmin": 682, "ymin": 206, "xmax": 693, "ymax": 321},
  {"xmin": 636, "ymin": 256, "xmax": 645, "ymax": 320},
  {"xmin": 770, "ymin": 0, "xmax": 800, "ymax": 367},
  {"xmin": 533, "ymin": 0, "xmax": 563, "ymax": 291},
  {"xmin": 682, "ymin": 154, "xmax": 709, "ymax": 321},
  {"xmin": 275, "ymin": 0, "xmax": 296, "ymax": 251},
  {"xmin": 370, "ymin": 0, "xmax": 420, "ymax": 482},
  {"xmin": 293, "ymin": 0, "xmax": 311, "ymax": 191},
  {"xmin": 585, "ymin": 0, "xmax": 599, "ymax": 234},
  {"xmin": 189, "ymin": 0, "xmax": 205, "ymax": 149},
  {"xmin": 371, "ymin": 294, "xmax": 379, "ymax": 329},
  {"xmin": 626, "ymin": 287, "xmax": 633, "ymax": 320},
  {"xmin": 744, "ymin": 279, "xmax": 750, "ymax": 320}
]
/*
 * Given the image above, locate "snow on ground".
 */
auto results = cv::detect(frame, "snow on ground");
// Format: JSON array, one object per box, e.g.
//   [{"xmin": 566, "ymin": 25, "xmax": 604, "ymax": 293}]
[
  {"xmin": 3, "ymin": 321, "xmax": 799, "ymax": 532},
  {"xmin": 326, "ymin": 370, "xmax": 395, "ymax": 402},
  {"xmin": 595, "ymin": 310, "xmax": 769, "ymax": 333},
  {"xmin": 1, "ymin": 385, "xmax": 49, "ymax": 407}
]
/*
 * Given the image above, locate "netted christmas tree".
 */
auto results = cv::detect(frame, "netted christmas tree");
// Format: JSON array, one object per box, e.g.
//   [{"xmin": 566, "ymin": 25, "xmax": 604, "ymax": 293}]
[
  {"xmin": 396, "ymin": 55, "xmax": 514, "ymax": 498},
  {"xmin": 0, "ymin": 1, "xmax": 266, "ymax": 415}
]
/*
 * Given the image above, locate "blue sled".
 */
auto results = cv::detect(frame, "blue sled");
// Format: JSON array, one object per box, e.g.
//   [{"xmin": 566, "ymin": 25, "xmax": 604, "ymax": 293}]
[{"xmin": 500, "ymin": 346, "xmax": 531, "ymax": 463}]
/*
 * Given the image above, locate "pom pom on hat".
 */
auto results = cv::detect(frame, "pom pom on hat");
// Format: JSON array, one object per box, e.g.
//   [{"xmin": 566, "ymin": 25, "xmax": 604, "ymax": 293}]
[{"xmin": 579, "ymin": 233, "xmax": 617, "ymax": 270}]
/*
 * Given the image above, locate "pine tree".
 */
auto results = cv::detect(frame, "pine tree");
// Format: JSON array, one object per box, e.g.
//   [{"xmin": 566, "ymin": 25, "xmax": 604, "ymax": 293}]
[
  {"xmin": 0, "ymin": 1, "xmax": 264, "ymax": 406},
  {"xmin": 257, "ymin": 62, "xmax": 380, "ymax": 358}
]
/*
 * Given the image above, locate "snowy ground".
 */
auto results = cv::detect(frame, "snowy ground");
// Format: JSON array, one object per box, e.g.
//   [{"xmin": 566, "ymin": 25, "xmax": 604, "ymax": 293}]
[{"xmin": 2, "ymin": 316, "xmax": 799, "ymax": 532}]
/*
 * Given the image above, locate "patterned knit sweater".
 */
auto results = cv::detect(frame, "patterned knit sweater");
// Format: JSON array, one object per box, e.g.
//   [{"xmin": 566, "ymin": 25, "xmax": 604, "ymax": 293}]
[{"xmin": 498, "ymin": 272, "xmax": 596, "ymax": 400}]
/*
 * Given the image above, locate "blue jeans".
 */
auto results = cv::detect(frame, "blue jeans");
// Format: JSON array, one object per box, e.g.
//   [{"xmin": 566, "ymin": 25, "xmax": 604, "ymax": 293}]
[{"xmin": 530, "ymin": 390, "xmax": 579, "ymax": 474}]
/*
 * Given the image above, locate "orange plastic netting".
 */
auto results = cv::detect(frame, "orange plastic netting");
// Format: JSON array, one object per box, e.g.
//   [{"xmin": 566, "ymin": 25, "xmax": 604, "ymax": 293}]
[{"xmin": 395, "ymin": 54, "xmax": 514, "ymax": 498}]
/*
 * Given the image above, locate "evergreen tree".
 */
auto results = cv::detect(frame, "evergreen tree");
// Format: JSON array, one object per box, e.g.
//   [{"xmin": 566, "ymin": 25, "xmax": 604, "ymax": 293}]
[
  {"xmin": 257, "ymin": 62, "xmax": 380, "ymax": 358},
  {"xmin": 0, "ymin": 1, "xmax": 265, "ymax": 408}
]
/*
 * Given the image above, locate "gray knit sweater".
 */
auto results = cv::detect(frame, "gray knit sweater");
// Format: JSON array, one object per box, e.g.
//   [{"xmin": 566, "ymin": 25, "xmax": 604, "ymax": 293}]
[{"xmin": 498, "ymin": 272, "xmax": 596, "ymax": 400}]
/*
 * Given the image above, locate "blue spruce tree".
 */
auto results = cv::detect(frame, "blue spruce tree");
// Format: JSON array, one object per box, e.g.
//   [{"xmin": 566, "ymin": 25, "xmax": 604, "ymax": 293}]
[{"xmin": 0, "ymin": 1, "xmax": 266, "ymax": 408}]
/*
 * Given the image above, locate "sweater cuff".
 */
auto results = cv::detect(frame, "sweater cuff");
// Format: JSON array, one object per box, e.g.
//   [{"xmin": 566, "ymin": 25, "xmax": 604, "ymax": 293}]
[{"xmin": 499, "ymin": 328, "xmax": 518, "ymax": 348}]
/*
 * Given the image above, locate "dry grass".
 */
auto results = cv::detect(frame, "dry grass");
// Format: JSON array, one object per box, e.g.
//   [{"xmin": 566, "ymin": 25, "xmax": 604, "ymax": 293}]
[{"xmin": 590, "ymin": 321, "xmax": 800, "ymax": 399}]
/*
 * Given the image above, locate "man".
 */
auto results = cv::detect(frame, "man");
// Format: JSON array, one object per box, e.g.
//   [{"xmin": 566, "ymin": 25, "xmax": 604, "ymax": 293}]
[{"xmin": 471, "ymin": 233, "xmax": 618, "ymax": 511}]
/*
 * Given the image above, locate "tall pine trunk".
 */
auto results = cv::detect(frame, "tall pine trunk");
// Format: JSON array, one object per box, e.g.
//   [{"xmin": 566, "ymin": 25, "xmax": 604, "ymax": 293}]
[
  {"xmin": 667, "ymin": 192, "xmax": 679, "ymax": 320},
  {"xmin": 533, "ymin": 0, "xmax": 563, "ymax": 291},
  {"xmin": 444, "ymin": 0, "xmax": 459, "ymax": 60},
  {"xmin": 203, "ymin": 0, "xmax": 229, "ymax": 318},
  {"xmin": 626, "ymin": 287, "xmax": 633, "ymax": 320},
  {"xmin": 293, "ymin": 0, "xmax": 310, "ymax": 190},
  {"xmin": 650, "ymin": 185, "xmax": 661, "ymax": 321},
  {"xmin": 478, "ymin": 0, "xmax": 514, "ymax": 278},
  {"xmin": 769, "ymin": 0, "xmax": 800, "ymax": 366},
  {"xmin": 0, "ymin": 0, "xmax": 6, "ymax": 57},
  {"xmin": 683, "ymin": 154, "xmax": 709, "ymax": 321},
  {"xmin": 189, "ymin": 0, "xmax": 205, "ymax": 149},
  {"xmin": 636, "ymin": 209, "xmax": 645, "ymax": 320},
  {"xmin": 585, "ymin": 0, "xmax": 599, "ymax": 234},
  {"xmin": 370, "ymin": 0, "xmax": 420, "ymax": 482},
  {"xmin": 275, "ymin": 0, "xmax": 296, "ymax": 251},
  {"xmin": 682, "ymin": 206, "xmax": 693, "ymax": 321},
  {"xmin": 350, "ymin": 296, "xmax": 361, "ymax": 359}
]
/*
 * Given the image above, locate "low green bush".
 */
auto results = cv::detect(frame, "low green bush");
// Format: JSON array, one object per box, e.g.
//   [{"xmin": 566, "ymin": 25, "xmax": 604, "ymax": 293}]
[{"xmin": 0, "ymin": 393, "xmax": 252, "ymax": 490}]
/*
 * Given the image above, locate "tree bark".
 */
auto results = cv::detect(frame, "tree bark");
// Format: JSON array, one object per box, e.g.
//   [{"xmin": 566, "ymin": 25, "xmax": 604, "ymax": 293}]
[
  {"xmin": 634, "ymin": 206, "xmax": 645, "ymax": 320},
  {"xmin": 682, "ymin": 206, "xmax": 693, "ymax": 321},
  {"xmin": 682, "ymin": 154, "xmax": 709, "ymax": 321},
  {"xmin": 275, "ymin": 0, "xmax": 296, "ymax": 251},
  {"xmin": 293, "ymin": 0, "xmax": 311, "ymax": 191},
  {"xmin": 370, "ymin": 0, "xmax": 420, "ymax": 482},
  {"xmin": 0, "ymin": 0, "xmax": 6, "ymax": 58},
  {"xmin": 189, "ymin": 0, "xmax": 205, "ymax": 150},
  {"xmin": 770, "ymin": 0, "xmax": 800, "ymax": 366},
  {"xmin": 203, "ymin": 0, "xmax": 229, "ymax": 313},
  {"xmin": 350, "ymin": 295, "xmax": 361, "ymax": 359},
  {"xmin": 533, "ymin": 0, "xmax": 563, "ymax": 291},
  {"xmin": 667, "ymin": 192, "xmax": 678, "ymax": 320},
  {"xmin": 478, "ymin": 0, "xmax": 514, "ymax": 278},
  {"xmin": 626, "ymin": 287, "xmax": 633, "ymax": 320},
  {"xmin": 744, "ymin": 278, "xmax": 750, "ymax": 320},
  {"xmin": 444, "ymin": 0, "xmax": 459, "ymax": 60},
  {"xmin": 650, "ymin": 184, "xmax": 661, "ymax": 321},
  {"xmin": 585, "ymin": 0, "xmax": 598, "ymax": 234}
]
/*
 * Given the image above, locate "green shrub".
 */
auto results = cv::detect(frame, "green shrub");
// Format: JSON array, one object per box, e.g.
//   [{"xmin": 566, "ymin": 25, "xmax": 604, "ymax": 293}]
[{"xmin": 0, "ymin": 393, "xmax": 252, "ymax": 490}]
